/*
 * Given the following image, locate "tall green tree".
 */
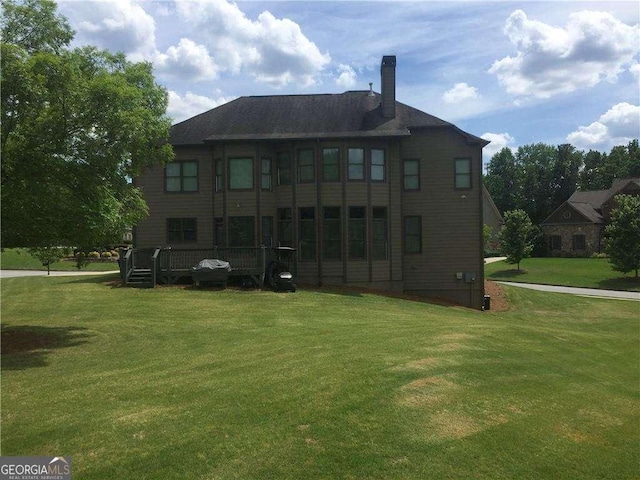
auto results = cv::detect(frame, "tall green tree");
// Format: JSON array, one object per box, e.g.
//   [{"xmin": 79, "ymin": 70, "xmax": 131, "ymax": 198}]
[
  {"xmin": 1, "ymin": 0, "xmax": 174, "ymax": 248},
  {"xmin": 484, "ymin": 147, "xmax": 521, "ymax": 215},
  {"xmin": 499, "ymin": 209, "xmax": 534, "ymax": 270},
  {"xmin": 605, "ymin": 194, "xmax": 640, "ymax": 278}
]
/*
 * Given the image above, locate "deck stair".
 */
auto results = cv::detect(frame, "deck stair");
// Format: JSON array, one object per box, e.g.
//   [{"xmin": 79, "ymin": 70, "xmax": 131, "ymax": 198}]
[{"xmin": 126, "ymin": 268, "xmax": 153, "ymax": 288}]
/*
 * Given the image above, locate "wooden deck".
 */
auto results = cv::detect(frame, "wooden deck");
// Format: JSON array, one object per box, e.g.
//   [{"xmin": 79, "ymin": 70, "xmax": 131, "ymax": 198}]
[{"xmin": 120, "ymin": 247, "xmax": 268, "ymax": 288}]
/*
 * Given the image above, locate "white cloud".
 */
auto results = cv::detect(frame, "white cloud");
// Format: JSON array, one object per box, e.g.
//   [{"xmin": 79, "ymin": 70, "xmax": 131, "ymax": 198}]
[
  {"xmin": 443, "ymin": 83, "xmax": 480, "ymax": 104},
  {"xmin": 168, "ymin": 91, "xmax": 236, "ymax": 123},
  {"xmin": 74, "ymin": 0, "xmax": 156, "ymax": 60},
  {"xmin": 335, "ymin": 64, "xmax": 357, "ymax": 89},
  {"xmin": 174, "ymin": 0, "xmax": 330, "ymax": 88},
  {"xmin": 481, "ymin": 132, "xmax": 516, "ymax": 163},
  {"xmin": 489, "ymin": 9, "xmax": 640, "ymax": 99},
  {"xmin": 154, "ymin": 39, "xmax": 218, "ymax": 81},
  {"xmin": 630, "ymin": 63, "xmax": 640, "ymax": 79},
  {"xmin": 567, "ymin": 102, "xmax": 640, "ymax": 150}
]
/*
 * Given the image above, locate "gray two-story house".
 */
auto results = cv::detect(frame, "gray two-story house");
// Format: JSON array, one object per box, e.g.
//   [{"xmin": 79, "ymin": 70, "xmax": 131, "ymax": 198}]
[{"xmin": 133, "ymin": 56, "xmax": 489, "ymax": 308}]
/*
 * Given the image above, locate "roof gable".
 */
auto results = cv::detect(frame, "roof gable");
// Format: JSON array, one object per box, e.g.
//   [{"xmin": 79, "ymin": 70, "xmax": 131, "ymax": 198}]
[
  {"xmin": 542, "ymin": 201, "xmax": 603, "ymax": 225},
  {"xmin": 169, "ymin": 91, "xmax": 488, "ymax": 145}
]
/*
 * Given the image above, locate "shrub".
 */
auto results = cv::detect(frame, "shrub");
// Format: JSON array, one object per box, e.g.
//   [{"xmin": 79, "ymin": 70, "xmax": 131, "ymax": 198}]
[
  {"xmin": 110, "ymin": 250, "xmax": 119, "ymax": 258},
  {"xmin": 87, "ymin": 251, "xmax": 100, "ymax": 259},
  {"xmin": 101, "ymin": 251, "xmax": 112, "ymax": 258}
]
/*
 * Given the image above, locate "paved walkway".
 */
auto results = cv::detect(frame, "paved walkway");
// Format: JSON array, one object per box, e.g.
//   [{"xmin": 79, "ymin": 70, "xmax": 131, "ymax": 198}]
[
  {"xmin": 497, "ymin": 281, "xmax": 640, "ymax": 301},
  {"xmin": 0, "ymin": 269, "xmax": 118, "ymax": 278}
]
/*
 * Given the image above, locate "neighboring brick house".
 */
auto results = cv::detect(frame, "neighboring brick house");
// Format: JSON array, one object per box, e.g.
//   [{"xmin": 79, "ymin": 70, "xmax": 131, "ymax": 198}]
[
  {"xmin": 541, "ymin": 178, "xmax": 640, "ymax": 256},
  {"xmin": 134, "ymin": 56, "xmax": 490, "ymax": 308}
]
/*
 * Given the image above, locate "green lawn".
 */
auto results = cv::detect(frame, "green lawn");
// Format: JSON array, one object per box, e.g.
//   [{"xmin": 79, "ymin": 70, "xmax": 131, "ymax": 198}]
[
  {"xmin": 0, "ymin": 248, "xmax": 119, "ymax": 271},
  {"xmin": 2, "ymin": 276, "xmax": 638, "ymax": 479},
  {"xmin": 486, "ymin": 257, "xmax": 640, "ymax": 291}
]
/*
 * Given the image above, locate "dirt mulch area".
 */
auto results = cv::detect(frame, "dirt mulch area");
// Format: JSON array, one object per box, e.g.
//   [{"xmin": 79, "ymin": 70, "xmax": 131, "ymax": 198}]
[{"xmin": 484, "ymin": 280, "xmax": 509, "ymax": 312}]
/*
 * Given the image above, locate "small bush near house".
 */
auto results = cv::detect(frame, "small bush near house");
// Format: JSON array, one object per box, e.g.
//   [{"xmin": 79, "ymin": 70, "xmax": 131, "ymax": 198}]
[
  {"xmin": 87, "ymin": 251, "xmax": 101, "ymax": 259},
  {"xmin": 101, "ymin": 251, "xmax": 112, "ymax": 259}
]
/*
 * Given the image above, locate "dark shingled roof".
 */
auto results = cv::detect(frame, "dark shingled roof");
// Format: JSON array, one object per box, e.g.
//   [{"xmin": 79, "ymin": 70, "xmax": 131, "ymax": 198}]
[
  {"xmin": 169, "ymin": 91, "xmax": 488, "ymax": 145},
  {"xmin": 542, "ymin": 178, "xmax": 640, "ymax": 225}
]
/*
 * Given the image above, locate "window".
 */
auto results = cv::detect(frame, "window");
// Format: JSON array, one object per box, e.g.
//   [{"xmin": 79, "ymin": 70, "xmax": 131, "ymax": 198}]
[
  {"xmin": 277, "ymin": 152, "xmax": 291, "ymax": 186},
  {"xmin": 214, "ymin": 159, "xmax": 223, "ymax": 192},
  {"xmin": 455, "ymin": 158, "xmax": 472, "ymax": 189},
  {"xmin": 166, "ymin": 161, "xmax": 198, "ymax": 192},
  {"xmin": 404, "ymin": 216, "xmax": 422, "ymax": 254},
  {"xmin": 228, "ymin": 216, "xmax": 255, "ymax": 247},
  {"xmin": 277, "ymin": 208, "xmax": 292, "ymax": 246},
  {"xmin": 261, "ymin": 216, "xmax": 273, "ymax": 247},
  {"xmin": 323, "ymin": 207, "xmax": 341, "ymax": 260},
  {"xmin": 349, "ymin": 206, "xmax": 366, "ymax": 259},
  {"xmin": 549, "ymin": 235, "xmax": 562, "ymax": 251},
  {"xmin": 572, "ymin": 234, "xmax": 586, "ymax": 251},
  {"xmin": 229, "ymin": 158, "xmax": 253, "ymax": 190},
  {"xmin": 322, "ymin": 148, "xmax": 340, "ymax": 182},
  {"xmin": 403, "ymin": 159, "xmax": 419, "ymax": 190},
  {"xmin": 348, "ymin": 148, "xmax": 364, "ymax": 180},
  {"xmin": 214, "ymin": 217, "xmax": 225, "ymax": 247},
  {"xmin": 299, "ymin": 207, "xmax": 316, "ymax": 261},
  {"xmin": 261, "ymin": 158, "xmax": 272, "ymax": 191},
  {"xmin": 371, "ymin": 149, "xmax": 385, "ymax": 182},
  {"xmin": 167, "ymin": 218, "xmax": 197, "ymax": 243},
  {"xmin": 298, "ymin": 149, "xmax": 315, "ymax": 183},
  {"xmin": 372, "ymin": 207, "xmax": 388, "ymax": 260}
]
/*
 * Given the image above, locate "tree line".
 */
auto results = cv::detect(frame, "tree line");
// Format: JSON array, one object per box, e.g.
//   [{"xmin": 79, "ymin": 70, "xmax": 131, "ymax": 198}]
[{"xmin": 484, "ymin": 140, "xmax": 640, "ymax": 225}]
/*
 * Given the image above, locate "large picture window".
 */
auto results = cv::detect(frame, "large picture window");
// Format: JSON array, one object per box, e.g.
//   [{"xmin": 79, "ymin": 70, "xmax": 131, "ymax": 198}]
[
  {"xmin": 167, "ymin": 218, "xmax": 197, "ymax": 243},
  {"xmin": 348, "ymin": 148, "xmax": 364, "ymax": 180},
  {"xmin": 403, "ymin": 159, "xmax": 419, "ymax": 191},
  {"xmin": 322, "ymin": 148, "xmax": 340, "ymax": 182},
  {"xmin": 349, "ymin": 206, "xmax": 366, "ymax": 259},
  {"xmin": 166, "ymin": 161, "xmax": 198, "ymax": 192},
  {"xmin": 299, "ymin": 207, "xmax": 316, "ymax": 261},
  {"xmin": 323, "ymin": 207, "xmax": 341, "ymax": 260},
  {"xmin": 228, "ymin": 216, "xmax": 255, "ymax": 247},
  {"xmin": 371, "ymin": 149, "xmax": 385, "ymax": 182},
  {"xmin": 404, "ymin": 216, "xmax": 422, "ymax": 254},
  {"xmin": 298, "ymin": 150, "xmax": 315, "ymax": 183},
  {"xmin": 229, "ymin": 158, "xmax": 253, "ymax": 190},
  {"xmin": 372, "ymin": 207, "xmax": 388, "ymax": 260},
  {"xmin": 455, "ymin": 158, "xmax": 472, "ymax": 189},
  {"xmin": 277, "ymin": 152, "xmax": 291, "ymax": 186}
]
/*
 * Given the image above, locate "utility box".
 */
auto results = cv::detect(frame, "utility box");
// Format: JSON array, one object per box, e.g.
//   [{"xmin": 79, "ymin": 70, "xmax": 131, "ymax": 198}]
[
  {"xmin": 483, "ymin": 295, "xmax": 491, "ymax": 311},
  {"xmin": 464, "ymin": 272, "xmax": 476, "ymax": 283}
]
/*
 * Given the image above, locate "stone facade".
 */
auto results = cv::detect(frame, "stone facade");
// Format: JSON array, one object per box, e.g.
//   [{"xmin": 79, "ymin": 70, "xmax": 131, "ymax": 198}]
[{"xmin": 542, "ymin": 223, "xmax": 603, "ymax": 257}]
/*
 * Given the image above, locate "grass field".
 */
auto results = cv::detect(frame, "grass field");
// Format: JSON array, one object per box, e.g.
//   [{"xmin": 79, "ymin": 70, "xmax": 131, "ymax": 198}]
[
  {"xmin": 0, "ymin": 248, "xmax": 119, "ymax": 271},
  {"xmin": 1, "ymin": 275, "xmax": 638, "ymax": 479},
  {"xmin": 485, "ymin": 257, "xmax": 640, "ymax": 292}
]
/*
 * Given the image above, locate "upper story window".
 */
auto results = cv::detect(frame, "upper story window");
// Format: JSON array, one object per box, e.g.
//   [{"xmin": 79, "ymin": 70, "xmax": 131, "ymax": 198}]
[
  {"xmin": 322, "ymin": 148, "xmax": 340, "ymax": 182},
  {"xmin": 371, "ymin": 149, "xmax": 385, "ymax": 182},
  {"xmin": 261, "ymin": 158, "xmax": 272, "ymax": 191},
  {"xmin": 214, "ymin": 159, "xmax": 223, "ymax": 192},
  {"xmin": 229, "ymin": 158, "xmax": 253, "ymax": 190},
  {"xmin": 298, "ymin": 149, "xmax": 315, "ymax": 183},
  {"xmin": 403, "ymin": 159, "xmax": 419, "ymax": 191},
  {"xmin": 455, "ymin": 158, "xmax": 472, "ymax": 189},
  {"xmin": 348, "ymin": 148, "xmax": 364, "ymax": 181},
  {"xmin": 277, "ymin": 152, "xmax": 292, "ymax": 186},
  {"xmin": 166, "ymin": 161, "xmax": 198, "ymax": 193}
]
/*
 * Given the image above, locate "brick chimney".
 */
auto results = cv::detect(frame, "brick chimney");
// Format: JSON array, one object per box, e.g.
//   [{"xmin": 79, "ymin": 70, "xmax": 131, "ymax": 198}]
[{"xmin": 380, "ymin": 55, "xmax": 396, "ymax": 119}]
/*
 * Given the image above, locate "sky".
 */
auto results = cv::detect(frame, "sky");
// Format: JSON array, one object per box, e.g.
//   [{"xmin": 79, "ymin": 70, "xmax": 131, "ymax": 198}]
[{"xmin": 57, "ymin": 0, "xmax": 640, "ymax": 164}]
